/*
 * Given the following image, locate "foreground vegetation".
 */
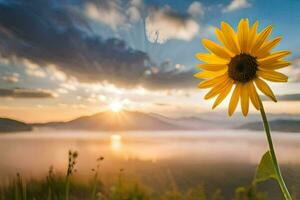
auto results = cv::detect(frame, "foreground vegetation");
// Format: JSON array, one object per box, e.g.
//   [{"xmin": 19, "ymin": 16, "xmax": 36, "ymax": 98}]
[{"xmin": 0, "ymin": 151, "xmax": 280, "ymax": 200}]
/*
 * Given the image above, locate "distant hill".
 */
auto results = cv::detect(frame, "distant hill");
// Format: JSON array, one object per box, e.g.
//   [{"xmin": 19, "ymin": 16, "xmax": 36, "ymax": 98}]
[
  {"xmin": 149, "ymin": 113, "xmax": 222, "ymax": 130},
  {"xmin": 34, "ymin": 110, "xmax": 187, "ymax": 131},
  {"xmin": 2, "ymin": 111, "xmax": 300, "ymax": 133},
  {"xmin": 0, "ymin": 118, "xmax": 32, "ymax": 132},
  {"xmin": 238, "ymin": 119, "xmax": 300, "ymax": 133}
]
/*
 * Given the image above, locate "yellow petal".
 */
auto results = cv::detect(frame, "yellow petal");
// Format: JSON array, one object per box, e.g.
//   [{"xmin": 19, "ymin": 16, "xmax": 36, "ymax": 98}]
[
  {"xmin": 254, "ymin": 78, "xmax": 277, "ymax": 102},
  {"xmin": 244, "ymin": 18, "xmax": 250, "ymax": 51},
  {"xmin": 221, "ymin": 21, "xmax": 240, "ymax": 54},
  {"xmin": 257, "ymin": 69, "xmax": 288, "ymax": 82},
  {"xmin": 228, "ymin": 83, "xmax": 241, "ymax": 116},
  {"xmin": 254, "ymin": 37, "xmax": 282, "ymax": 58},
  {"xmin": 240, "ymin": 83, "xmax": 249, "ymax": 117},
  {"xmin": 258, "ymin": 51, "xmax": 291, "ymax": 65},
  {"xmin": 202, "ymin": 39, "xmax": 233, "ymax": 59},
  {"xmin": 259, "ymin": 60, "xmax": 291, "ymax": 70},
  {"xmin": 194, "ymin": 70, "xmax": 226, "ymax": 79},
  {"xmin": 247, "ymin": 21, "xmax": 259, "ymax": 52},
  {"xmin": 204, "ymin": 78, "xmax": 233, "ymax": 99},
  {"xmin": 197, "ymin": 63, "xmax": 228, "ymax": 71},
  {"xmin": 248, "ymin": 81, "xmax": 260, "ymax": 110},
  {"xmin": 215, "ymin": 28, "xmax": 235, "ymax": 55},
  {"xmin": 251, "ymin": 25, "xmax": 272, "ymax": 53},
  {"xmin": 215, "ymin": 28, "xmax": 225, "ymax": 44},
  {"xmin": 237, "ymin": 19, "xmax": 245, "ymax": 51},
  {"xmin": 198, "ymin": 74, "xmax": 228, "ymax": 89},
  {"xmin": 204, "ymin": 84, "xmax": 224, "ymax": 99},
  {"xmin": 212, "ymin": 82, "xmax": 233, "ymax": 109},
  {"xmin": 195, "ymin": 53, "xmax": 228, "ymax": 64},
  {"xmin": 237, "ymin": 18, "xmax": 249, "ymax": 53}
]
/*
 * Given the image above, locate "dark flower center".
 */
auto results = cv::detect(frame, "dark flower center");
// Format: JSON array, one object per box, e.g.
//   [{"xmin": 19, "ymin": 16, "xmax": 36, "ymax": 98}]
[{"xmin": 228, "ymin": 53, "xmax": 258, "ymax": 82}]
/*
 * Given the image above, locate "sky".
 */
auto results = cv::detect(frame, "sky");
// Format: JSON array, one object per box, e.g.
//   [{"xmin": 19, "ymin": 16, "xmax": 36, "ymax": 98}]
[{"xmin": 0, "ymin": 0, "xmax": 300, "ymax": 123}]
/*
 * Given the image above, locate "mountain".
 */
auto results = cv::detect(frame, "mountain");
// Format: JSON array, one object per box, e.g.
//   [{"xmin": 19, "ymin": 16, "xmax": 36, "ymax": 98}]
[
  {"xmin": 149, "ymin": 113, "xmax": 223, "ymax": 130},
  {"xmin": 3, "ymin": 111, "xmax": 299, "ymax": 133},
  {"xmin": 238, "ymin": 119, "xmax": 300, "ymax": 133},
  {"xmin": 0, "ymin": 118, "xmax": 32, "ymax": 133},
  {"xmin": 35, "ymin": 110, "xmax": 187, "ymax": 131}
]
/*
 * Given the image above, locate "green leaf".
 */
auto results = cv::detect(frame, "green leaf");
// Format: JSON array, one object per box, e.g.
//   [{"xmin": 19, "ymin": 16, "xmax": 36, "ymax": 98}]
[{"xmin": 254, "ymin": 151, "xmax": 278, "ymax": 183}]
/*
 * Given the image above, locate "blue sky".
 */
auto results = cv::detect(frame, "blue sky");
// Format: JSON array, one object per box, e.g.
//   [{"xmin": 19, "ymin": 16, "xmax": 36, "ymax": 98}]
[{"xmin": 0, "ymin": 0, "xmax": 299, "ymax": 122}]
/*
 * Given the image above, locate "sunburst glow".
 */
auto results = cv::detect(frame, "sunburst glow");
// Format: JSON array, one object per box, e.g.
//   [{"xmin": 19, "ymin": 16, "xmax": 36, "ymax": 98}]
[{"xmin": 109, "ymin": 101, "xmax": 123, "ymax": 112}]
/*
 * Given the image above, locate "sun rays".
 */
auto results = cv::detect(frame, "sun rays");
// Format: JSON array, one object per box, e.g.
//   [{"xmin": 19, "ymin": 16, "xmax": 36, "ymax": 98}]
[{"xmin": 109, "ymin": 101, "xmax": 124, "ymax": 113}]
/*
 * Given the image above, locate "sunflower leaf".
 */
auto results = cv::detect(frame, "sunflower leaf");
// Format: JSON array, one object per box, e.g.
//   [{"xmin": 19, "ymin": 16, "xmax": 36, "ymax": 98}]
[{"xmin": 254, "ymin": 151, "xmax": 277, "ymax": 183}]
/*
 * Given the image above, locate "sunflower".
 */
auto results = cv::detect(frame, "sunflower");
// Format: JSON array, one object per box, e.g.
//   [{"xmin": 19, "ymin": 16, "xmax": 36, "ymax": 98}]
[{"xmin": 195, "ymin": 18, "xmax": 291, "ymax": 116}]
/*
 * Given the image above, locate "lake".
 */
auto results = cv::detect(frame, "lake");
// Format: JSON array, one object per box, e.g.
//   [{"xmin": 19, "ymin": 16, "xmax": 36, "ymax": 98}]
[{"xmin": 0, "ymin": 129, "xmax": 300, "ymax": 198}]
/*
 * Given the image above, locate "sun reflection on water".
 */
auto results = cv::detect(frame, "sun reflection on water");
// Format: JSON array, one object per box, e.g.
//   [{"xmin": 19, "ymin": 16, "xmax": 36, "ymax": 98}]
[{"xmin": 110, "ymin": 134, "xmax": 122, "ymax": 152}]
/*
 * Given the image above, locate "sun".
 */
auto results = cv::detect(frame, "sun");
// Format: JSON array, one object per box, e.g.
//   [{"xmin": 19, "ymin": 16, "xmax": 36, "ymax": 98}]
[{"xmin": 109, "ymin": 101, "xmax": 123, "ymax": 112}]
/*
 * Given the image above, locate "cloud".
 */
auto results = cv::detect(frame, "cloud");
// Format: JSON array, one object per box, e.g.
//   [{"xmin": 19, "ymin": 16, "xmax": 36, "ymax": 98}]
[
  {"xmin": 0, "ymin": 1, "xmax": 196, "ymax": 90},
  {"xmin": 2, "ymin": 73, "xmax": 19, "ymax": 83},
  {"xmin": 127, "ymin": 6, "xmax": 141, "ymax": 23},
  {"xmin": 142, "ymin": 61, "xmax": 197, "ymax": 89},
  {"xmin": 23, "ymin": 59, "xmax": 46, "ymax": 78},
  {"xmin": 145, "ymin": 6, "xmax": 199, "ymax": 43},
  {"xmin": 188, "ymin": 2, "xmax": 205, "ymax": 17},
  {"xmin": 84, "ymin": 1, "xmax": 126, "ymax": 29},
  {"xmin": 261, "ymin": 94, "xmax": 300, "ymax": 101},
  {"xmin": 0, "ymin": 1, "xmax": 147, "ymax": 87},
  {"xmin": 223, "ymin": 0, "xmax": 251, "ymax": 12},
  {"xmin": 0, "ymin": 88, "xmax": 55, "ymax": 98},
  {"xmin": 200, "ymin": 25, "xmax": 216, "ymax": 38},
  {"xmin": 283, "ymin": 56, "xmax": 300, "ymax": 82},
  {"xmin": 127, "ymin": 0, "xmax": 143, "ymax": 23},
  {"xmin": 154, "ymin": 103, "xmax": 168, "ymax": 106},
  {"xmin": 84, "ymin": 0, "xmax": 143, "ymax": 28}
]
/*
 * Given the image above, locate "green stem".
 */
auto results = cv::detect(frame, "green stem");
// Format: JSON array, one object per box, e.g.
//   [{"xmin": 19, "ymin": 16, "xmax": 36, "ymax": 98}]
[
  {"xmin": 91, "ymin": 172, "xmax": 98, "ymax": 200},
  {"xmin": 259, "ymin": 100, "xmax": 292, "ymax": 200},
  {"xmin": 65, "ymin": 176, "xmax": 70, "ymax": 200}
]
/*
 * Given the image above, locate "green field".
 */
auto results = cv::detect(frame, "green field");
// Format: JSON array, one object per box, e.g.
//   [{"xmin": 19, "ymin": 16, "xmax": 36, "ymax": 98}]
[{"xmin": 1, "ymin": 150, "xmax": 299, "ymax": 200}]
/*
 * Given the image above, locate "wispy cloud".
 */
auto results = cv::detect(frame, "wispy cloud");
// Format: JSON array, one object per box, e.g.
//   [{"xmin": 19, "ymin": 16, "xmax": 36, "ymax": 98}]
[
  {"xmin": 84, "ymin": 0, "xmax": 143, "ymax": 29},
  {"xmin": 283, "ymin": 56, "xmax": 300, "ymax": 82},
  {"xmin": 84, "ymin": 1, "xmax": 126, "ymax": 29},
  {"xmin": 222, "ymin": 0, "xmax": 251, "ymax": 13},
  {"xmin": 145, "ymin": 6, "xmax": 199, "ymax": 44},
  {"xmin": 2, "ymin": 73, "xmax": 19, "ymax": 83},
  {"xmin": 23, "ymin": 59, "xmax": 46, "ymax": 78},
  {"xmin": 261, "ymin": 94, "xmax": 300, "ymax": 101},
  {"xmin": 188, "ymin": 1, "xmax": 205, "ymax": 17},
  {"xmin": 127, "ymin": 0, "xmax": 144, "ymax": 23},
  {"xmin": 0, "ymin": 88, "xmax": 55, "ymax": 98}
]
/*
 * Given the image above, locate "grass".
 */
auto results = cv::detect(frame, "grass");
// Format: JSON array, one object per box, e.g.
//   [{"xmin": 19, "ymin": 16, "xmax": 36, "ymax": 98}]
[{"xmin": 0, "ymin": 150, "xmax": 273, "ymax": 200}]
